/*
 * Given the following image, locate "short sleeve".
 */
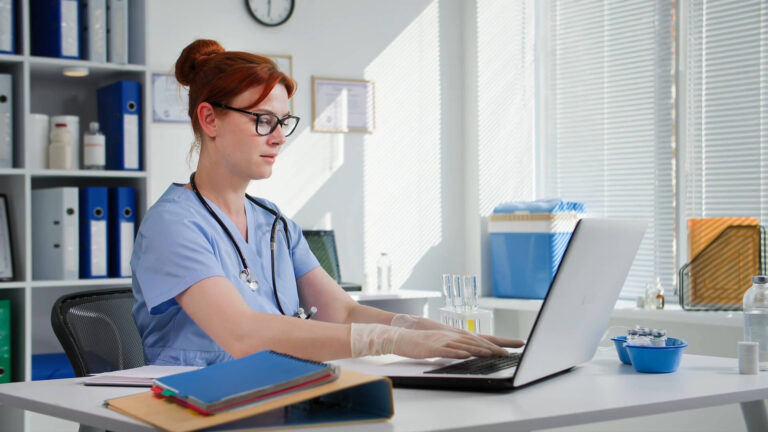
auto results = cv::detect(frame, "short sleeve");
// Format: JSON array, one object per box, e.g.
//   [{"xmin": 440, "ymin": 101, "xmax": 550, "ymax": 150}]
[
  {"xmin": 132, "ymin": 205, "xmax": 226, "ymax": 314},
  {"xmin": 286, "ymin": 217, "xmax": 320, "ymax": 279}
]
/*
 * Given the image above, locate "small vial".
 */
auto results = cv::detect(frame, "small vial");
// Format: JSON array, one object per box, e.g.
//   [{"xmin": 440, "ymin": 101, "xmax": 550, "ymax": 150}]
[
  {"xmin": 651, "ymin": 329, "xmax": 667, "ymax": 347},
  {"xmin": 627, "ymin": 328, "xmax": 639, "ymax": 345},
  {"xmin": 634, "ymin": 327, "xmax": 652, "ymax": 346}
]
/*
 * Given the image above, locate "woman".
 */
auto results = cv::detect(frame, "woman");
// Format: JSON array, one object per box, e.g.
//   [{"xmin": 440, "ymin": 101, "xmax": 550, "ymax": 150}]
[{"xmin": 131, "ymin": 39, "xmax": 523, "ymax": 366}]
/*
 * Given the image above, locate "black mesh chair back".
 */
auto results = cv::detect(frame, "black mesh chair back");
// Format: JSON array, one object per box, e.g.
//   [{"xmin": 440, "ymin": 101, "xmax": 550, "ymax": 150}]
[{"xmin": 51, "ymin": 288, "xmax": 145, "ymax": 377}]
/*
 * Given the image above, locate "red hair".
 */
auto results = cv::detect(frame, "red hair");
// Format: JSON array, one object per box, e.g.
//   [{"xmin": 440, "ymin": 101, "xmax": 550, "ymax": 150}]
[{"xmin": 175, "ymin": 39, "xmax": 296, "ymax": 146}]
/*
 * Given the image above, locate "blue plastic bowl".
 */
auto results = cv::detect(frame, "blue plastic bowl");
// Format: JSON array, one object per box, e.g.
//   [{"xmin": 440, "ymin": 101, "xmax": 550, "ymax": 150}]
[
  {"xmin": 624, "ymin": 337, "xmax": 688, "ymax": 373},
  {"xmin": 610, "ymin": 336, "xmax": 632, "ymax": 365}
]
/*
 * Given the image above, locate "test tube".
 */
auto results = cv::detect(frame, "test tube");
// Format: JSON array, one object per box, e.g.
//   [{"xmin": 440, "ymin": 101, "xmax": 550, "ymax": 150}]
[
  {"xmin": 441, "ymin": 274, "xmax": 453, "ymax": 309},
  {"xmin": 463, "ymin": 275, "xmax": 479, "ymax": 311},
  {"xmin": 452, "ymin": 275, "xmax": 464, "ymax": 311}
]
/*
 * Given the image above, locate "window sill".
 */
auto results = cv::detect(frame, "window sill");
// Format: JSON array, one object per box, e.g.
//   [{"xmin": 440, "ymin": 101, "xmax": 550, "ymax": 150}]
[{"xmin": 478, "ymin": 297, "xmax": 744, "ymax": 328}]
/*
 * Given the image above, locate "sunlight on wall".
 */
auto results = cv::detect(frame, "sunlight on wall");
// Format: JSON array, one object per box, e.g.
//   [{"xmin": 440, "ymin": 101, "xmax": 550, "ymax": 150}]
[
  {"xmin": 362, "ymin": 1, "xmax": 442, "ymax": 290},
  {"xmin": 476, "ymin": 0, "xmax": 535, "ymax": 215},
  {"xmin": 246, "ymin": 126, "xmax": 344, "ymax": 217}
]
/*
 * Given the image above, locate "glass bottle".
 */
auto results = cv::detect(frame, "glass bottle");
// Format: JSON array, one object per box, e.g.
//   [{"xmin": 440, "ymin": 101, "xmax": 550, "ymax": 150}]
[
  {"xmin": 48, "ymin": 123, "xmax": 72, "ymax": 169},
  {"xmin": 82, "ymin": 121, "xmax": 105, "ymax": 169},
  {"xmin": 743, "ymin": 275, "xmax": 768, "ymax": 370},
  {"xmin": 655, "ymin": 277, "xmax": 665, "ymax": 309},
  {"xmin": 376, "ymin": 253, "xmax": 392, "ymax": 293}
]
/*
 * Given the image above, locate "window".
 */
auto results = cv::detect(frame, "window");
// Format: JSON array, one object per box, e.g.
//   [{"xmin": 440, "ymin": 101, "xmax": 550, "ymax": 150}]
[
  {"xmin": 541, "ymin": 0, "xmax": 675, "ymax": 299},
  {"xmin": 680, "ymin": 0, "xmax": 768, "ymax": 257}
]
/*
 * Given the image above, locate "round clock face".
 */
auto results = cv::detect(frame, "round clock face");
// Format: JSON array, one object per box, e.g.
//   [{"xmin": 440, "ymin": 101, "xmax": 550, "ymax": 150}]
[{"xmin": 246, "ymin": 0, "xmax": 295, "ymax": 27}]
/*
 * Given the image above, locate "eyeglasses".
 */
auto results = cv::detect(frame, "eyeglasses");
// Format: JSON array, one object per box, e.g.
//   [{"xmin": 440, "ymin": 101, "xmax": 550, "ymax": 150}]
[{"xmin": 209, "ymin": 102, "xmax": 300, "ymax": 137}]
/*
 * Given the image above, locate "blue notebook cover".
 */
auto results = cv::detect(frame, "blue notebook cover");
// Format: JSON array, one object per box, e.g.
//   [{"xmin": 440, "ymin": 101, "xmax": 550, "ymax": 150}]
[{"xmin": 153, "ymin": 350, "xmax": 337, "ymax": 412}]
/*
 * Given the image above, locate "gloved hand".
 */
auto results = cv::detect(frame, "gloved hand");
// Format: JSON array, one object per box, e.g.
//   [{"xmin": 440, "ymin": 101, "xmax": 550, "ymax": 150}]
[
  {"xmin": 350, "ymin": 323, "xmax": 510, "ymax": 359},
  {"xmin": 390, "ymin": 314, "xmax": 525, "ymax": 350}
]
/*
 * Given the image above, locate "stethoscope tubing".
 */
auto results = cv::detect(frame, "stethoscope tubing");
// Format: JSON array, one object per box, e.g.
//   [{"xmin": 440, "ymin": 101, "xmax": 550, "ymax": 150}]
[{"xmin": 189, "ymin": 172, "xmax": 290, "ymax": 315}]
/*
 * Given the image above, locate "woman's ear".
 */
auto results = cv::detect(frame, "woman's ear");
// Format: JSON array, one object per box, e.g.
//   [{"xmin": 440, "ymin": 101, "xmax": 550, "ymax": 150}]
[{"xmin": 197, "ymin": 102, "xmax": 217, "ymax": 138}]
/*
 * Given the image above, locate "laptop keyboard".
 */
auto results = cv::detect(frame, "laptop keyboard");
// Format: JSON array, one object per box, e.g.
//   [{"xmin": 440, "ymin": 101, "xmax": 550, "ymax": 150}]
[{"xmin": 424, "ymin": 353, "xmax": 522, "ymax": 375}]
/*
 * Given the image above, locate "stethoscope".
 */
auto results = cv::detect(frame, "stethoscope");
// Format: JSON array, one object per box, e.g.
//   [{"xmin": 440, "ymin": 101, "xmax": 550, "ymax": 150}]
[{"xmin": 189, "ymin": 172, "xmax": 315, "ymax": 319}]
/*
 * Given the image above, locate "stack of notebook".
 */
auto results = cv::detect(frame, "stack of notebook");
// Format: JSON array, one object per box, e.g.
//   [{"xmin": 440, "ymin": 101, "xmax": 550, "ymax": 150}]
[
  {"xmin": 151, "ymin": 351, "xmax": 339, "ymax": 415},
  {"xmin": 105, "ymin": 350, "xmax": 394, "ymax": 431}
]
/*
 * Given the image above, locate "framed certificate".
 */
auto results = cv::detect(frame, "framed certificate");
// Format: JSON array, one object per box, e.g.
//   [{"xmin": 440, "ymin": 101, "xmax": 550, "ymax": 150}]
[
  {"xmin": 152, "ymin": 73, "xmax": 189, "ymax": 123},
  {"xmin": 0, "ymin": 195, "xmax": 13, "ymax": 280},
  {"xmin": 264, "ymin": 54, "xmax": 294, "ymax": 113},
  {"xmin": 312, "ymin": 77, "xmax": 375, "ymax": 133}
]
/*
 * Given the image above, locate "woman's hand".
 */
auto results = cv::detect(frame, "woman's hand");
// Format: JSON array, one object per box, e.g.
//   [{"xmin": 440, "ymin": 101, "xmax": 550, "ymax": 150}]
[
  {"xmin": 350, "ymin": 322, "xmax": 520, "ymax": 359},
  {"xmin": 390, "ymin": 314, "xmax": 525, "ymax": 351}
]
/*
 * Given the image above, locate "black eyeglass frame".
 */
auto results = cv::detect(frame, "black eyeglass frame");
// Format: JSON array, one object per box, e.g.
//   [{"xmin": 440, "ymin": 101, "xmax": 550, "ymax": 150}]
[{"xmin": 208, "ymin": 102, "xmax": 300, "ymax": 137}]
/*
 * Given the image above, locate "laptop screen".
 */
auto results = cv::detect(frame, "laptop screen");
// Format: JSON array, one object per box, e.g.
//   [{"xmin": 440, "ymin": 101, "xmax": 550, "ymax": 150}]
[{"xmin": 302, "ymin": 230, "xmax": 342, "ymax": 283}]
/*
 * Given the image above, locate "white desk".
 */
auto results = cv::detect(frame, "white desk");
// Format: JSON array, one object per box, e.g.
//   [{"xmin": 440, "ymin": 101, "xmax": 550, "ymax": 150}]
[{"xmin": 0, "ymin": 352, "xmax": 767, "ymax": 432}]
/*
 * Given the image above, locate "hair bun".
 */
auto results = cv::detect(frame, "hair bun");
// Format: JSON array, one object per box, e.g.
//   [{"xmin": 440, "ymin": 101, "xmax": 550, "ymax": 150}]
[{"xmin": 175, "ymin": 39, "xmax": 225, "ymax": 86}]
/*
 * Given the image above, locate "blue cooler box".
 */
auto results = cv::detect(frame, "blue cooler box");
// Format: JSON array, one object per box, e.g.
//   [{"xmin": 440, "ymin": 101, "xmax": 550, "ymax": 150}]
[{"xmin": 489, "ymin": 212, "xmax": 581, "ymax": 299}]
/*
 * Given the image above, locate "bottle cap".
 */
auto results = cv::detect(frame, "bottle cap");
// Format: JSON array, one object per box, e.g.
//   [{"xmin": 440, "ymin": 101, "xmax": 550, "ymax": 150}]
[
  {"xmin": 753, "ymin": 275, "xmax": 768, "ymax": 284},
  {"xmin": 55, "ymin": 123, "xmax": 67, "ymax": 127},
  {"xmin": 89, "ymin": 121, "xmax": 100, "ymax": 132}
]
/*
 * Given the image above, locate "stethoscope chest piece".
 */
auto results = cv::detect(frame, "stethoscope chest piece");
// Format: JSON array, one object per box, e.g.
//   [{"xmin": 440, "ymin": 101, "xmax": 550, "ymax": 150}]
[{"xmin": 240, "ymin": 269, "xmax": 259, "ymax": 291}]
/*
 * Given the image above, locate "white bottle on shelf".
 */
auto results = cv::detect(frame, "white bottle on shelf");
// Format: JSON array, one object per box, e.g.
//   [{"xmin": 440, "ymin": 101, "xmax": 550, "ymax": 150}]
[
  {"xmin": 48, "ymin": 123, "xmax": 72, "ymax": 169},
  {"xmin": 82, "ymin": 121, "xmax": 105, "ymax": 169},
  {"xmin": 376, "ymin": 252, "xmax": 392, "ymax": 293}
]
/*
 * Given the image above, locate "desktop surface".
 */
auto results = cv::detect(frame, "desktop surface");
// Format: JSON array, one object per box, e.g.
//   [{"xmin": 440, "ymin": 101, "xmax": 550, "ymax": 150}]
[{"xmin": 1, "ymin": 352, "xmax": 767, "ymax": 431}]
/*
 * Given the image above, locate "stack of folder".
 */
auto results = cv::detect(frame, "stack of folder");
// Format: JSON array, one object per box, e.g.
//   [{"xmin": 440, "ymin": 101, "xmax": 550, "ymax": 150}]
[
  {"xmin": 106, "ymin": 350, "xmax": 394, "ymax": 432},
  {"xmin": 0, "ymin": 0, "xmax": 14, "ymax": 54},
  {"xmin": 30, "ymin": 0, "xmax": 129, "ymax": 63},
  {"xmin": 32, "ymin": 186, "xmax": 136, "ymax": 280},
  {"xmin": 0, "ymin": 299, "xmax": 10, "ymax": 384}
]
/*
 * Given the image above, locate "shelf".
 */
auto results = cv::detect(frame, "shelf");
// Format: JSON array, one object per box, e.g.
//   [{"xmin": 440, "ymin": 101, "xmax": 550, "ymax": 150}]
[
  {"xmin": 0, "ymin": 54, "xmax": 23, "ymax": 65},
  {"xmin": 28, "ymin": 169, "xmax": 147, "ymax": 178},
  {"xmin": 30, "ymin": 278, "xmax": 131, "ymax": 289},
  {"xmin": 349, "ymin": 289, "xmax": 442, "ymax": 302},
  {"xmin": 477, "ymin": 297, "xmax": 745, "ymax": 328},
  {"xmin": 0, "ymin": 282, "xmax": 25, "ymax": 290},
  {"xmin": 28, "ymin": 56, "xmax": 146, "ymax": 78},
  {"xmin": 0, "ymin": 169, "xmax": 25, "ymax": 176}
]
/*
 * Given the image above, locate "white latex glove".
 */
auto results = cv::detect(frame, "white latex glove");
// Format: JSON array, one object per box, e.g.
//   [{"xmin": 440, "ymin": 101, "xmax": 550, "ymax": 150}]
[
  {"xmin": 350, "ymin": 323, "xmax": 509, "ymax": 359},
  {"xmin": 390, "ymin": 314, "xmax": 525, "ymax": 350}
]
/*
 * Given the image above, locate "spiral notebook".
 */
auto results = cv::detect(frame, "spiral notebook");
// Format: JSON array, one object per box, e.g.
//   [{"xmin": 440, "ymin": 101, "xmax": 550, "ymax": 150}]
[{"xmin": 152, "ymin": 350, "xmax": 339, "ymax": 415}]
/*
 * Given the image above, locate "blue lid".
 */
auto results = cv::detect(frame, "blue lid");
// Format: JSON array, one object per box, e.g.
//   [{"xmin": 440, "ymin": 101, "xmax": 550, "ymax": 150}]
[{"xmin": 493, "ymin": 199, "xmax": 585, "ymax": 214}]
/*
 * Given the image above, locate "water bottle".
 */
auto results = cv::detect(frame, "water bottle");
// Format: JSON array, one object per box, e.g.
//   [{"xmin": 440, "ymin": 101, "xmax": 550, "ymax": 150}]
[
  {"xmin": 82, "ymin": 121, "xmax": 105, "ymax": 169},
  {"xmin": 743, "ymin": 275, "xmax": 768, "ymax": 370},
  {"xmin": 376, "ymin": 253, "xmax": 392, "ymax": 292},
  {"xmin": 48, "ymin": 123, "xmax": 72, "ymax": 169}
]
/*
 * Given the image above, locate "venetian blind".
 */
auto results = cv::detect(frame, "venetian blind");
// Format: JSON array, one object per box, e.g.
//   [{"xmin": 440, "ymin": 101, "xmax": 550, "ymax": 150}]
[{"xmin": 544, "ymin": 0, "xmax": 675, "ymax": 299}]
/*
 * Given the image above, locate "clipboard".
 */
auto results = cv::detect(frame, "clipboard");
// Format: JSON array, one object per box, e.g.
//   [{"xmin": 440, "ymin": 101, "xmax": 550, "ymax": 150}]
[{"xmin": 105, "ymin": 369, "xmax": 393, "ymax": 432}]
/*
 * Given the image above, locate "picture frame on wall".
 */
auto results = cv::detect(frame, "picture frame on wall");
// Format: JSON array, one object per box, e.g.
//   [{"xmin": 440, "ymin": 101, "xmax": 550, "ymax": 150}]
[
  {"xmin": 151, "ymin": 73, "xmax": 190, "ymax": 123},
  {"xmin": 264, "ymin": 54, "xmax": 294, "ymax": 113},
  {"xmin": 0, "ymin": 195, "xmax": 13, "ymax": 281},
  {"xmin": 312, "ymin": 77, "xmax": 375, "ymax": 133}
]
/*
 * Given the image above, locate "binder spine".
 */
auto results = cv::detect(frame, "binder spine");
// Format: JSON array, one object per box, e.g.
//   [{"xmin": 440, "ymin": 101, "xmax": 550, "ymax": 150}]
[
  {"xmin": 0, "ymin": 0, "xmax": 13, "ymax": 54},
  {"xmin": 0, "ymin": 73, "xmax": 12, "ymax": 168}
]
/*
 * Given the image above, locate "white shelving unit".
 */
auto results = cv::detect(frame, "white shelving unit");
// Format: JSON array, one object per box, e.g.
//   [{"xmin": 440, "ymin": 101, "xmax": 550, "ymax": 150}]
[{"xmin": 0, "ymin": 0, "xmax": 149, "ymax": 401}]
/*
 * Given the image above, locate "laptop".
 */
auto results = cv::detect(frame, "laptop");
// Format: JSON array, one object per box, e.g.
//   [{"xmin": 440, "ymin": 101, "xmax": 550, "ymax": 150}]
[
  {"xmin": 331, "ymin": 218, "xmax": 647, "ymax": 390},
  {"xmin": 303, "ymin": 230, "xmax": 362, "ymax": 292}
]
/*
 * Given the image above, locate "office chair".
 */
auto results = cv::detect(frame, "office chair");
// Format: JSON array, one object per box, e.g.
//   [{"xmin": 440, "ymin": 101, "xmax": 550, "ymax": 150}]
[{"xmin": 51, "ymin": 288, "xmax": 145, "ymax": 377}]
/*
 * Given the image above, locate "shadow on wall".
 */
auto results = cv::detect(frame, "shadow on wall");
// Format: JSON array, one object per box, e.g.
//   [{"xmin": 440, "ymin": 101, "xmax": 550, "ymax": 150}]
[{"xmin": 288, "ymin": 1, "xmax": 468, "ymax": 292}]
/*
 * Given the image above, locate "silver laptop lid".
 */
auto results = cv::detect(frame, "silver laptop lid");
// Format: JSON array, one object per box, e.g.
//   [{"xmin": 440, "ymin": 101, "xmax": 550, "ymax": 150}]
[{"xmin": 513, "ymin": 218, "xmax": 647, "ymax": 387}]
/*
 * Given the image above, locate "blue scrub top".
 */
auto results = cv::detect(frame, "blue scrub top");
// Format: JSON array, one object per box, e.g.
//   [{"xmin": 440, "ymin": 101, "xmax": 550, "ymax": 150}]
[{"xmin": 131, "ymin": 184, "xmax": 320, "ymax": 366}]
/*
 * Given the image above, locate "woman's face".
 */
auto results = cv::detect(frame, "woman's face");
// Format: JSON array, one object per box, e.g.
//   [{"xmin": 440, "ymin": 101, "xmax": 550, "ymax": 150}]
[{"xmin": 212, "ymin": 84, "xmax": 291, "ymax": 180}]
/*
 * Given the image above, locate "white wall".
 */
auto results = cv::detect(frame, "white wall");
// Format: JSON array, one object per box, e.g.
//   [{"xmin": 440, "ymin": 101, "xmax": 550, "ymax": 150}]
[{"xmin": 146, "ymin": 0, "xmax": 469, "ymax": 292}]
